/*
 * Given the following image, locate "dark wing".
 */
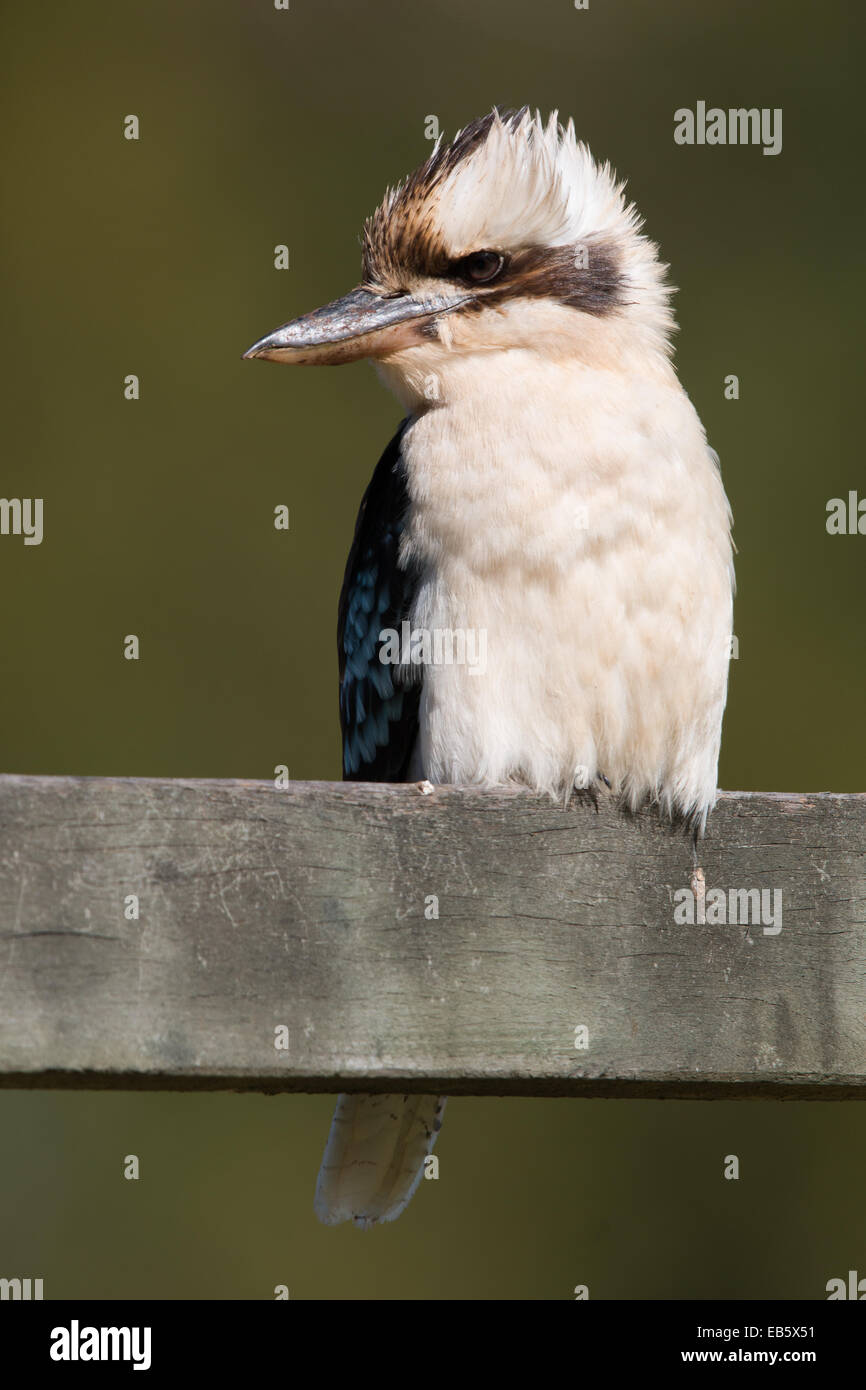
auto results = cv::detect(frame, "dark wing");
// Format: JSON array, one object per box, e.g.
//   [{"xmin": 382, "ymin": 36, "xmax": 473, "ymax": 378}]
[{"xmin": 338, "ymin": 421, "xmax": 421, "ymax": 782}]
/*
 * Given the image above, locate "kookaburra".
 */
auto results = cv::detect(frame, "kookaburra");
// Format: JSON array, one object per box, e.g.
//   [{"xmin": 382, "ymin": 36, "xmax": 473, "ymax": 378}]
[{"xmin": 244, "ymin": 108, "xmax": 735, "ymax": 1228}]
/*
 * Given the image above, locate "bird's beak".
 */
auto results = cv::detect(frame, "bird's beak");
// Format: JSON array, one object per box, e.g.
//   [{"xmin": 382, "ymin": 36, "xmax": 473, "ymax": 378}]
[{"xmin": 242, "ymin": 286, "xmax": 472, "ymax": 366}]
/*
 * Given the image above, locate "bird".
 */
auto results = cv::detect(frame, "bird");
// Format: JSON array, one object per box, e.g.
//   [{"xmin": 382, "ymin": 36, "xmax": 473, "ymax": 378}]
[{"xmin": 243, "ymin": 107, "xmax": 735, "ymax": 1228}]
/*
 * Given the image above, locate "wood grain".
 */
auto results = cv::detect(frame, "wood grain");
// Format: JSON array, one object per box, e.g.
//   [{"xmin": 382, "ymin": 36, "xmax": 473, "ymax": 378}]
[{"xmin": 0, "ymin": 775, "xmax": 863, "ymax": 1097}]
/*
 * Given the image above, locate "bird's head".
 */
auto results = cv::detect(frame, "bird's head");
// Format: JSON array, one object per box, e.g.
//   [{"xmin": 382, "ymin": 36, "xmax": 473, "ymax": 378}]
[{"xmin": 244, "ymin": 109, "xmax": 675, "ymax": 404}]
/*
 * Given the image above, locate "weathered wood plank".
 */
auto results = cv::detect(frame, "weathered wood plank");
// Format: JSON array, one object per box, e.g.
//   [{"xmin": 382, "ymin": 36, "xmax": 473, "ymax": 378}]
[{"xmin": 0, "ymin": 775, "xmax": 863, "ymax": 1097}]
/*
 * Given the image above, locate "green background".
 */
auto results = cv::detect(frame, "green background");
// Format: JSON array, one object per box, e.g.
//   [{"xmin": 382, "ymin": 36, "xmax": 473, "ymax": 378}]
[{"xmin": 1, "ymin": 0, "xmax": 862, "ymax": 1298}]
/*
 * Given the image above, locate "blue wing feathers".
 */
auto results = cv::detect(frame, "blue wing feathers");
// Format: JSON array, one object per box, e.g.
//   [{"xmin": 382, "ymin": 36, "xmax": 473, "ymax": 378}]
[{"xmin": 337, "ymin": 422, "xmax": 421, "ymax": 782}]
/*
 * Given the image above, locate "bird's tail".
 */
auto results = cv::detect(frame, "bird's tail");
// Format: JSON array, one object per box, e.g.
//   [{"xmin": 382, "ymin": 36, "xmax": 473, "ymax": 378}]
[{"xmin": 314, "ymin": 1092, "xmax": 446, "ymax": 1228}]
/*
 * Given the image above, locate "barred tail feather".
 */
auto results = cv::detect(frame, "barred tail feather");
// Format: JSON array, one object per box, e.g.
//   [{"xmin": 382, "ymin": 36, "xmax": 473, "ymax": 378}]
[{"xmin": 314, "ymin": 1092, "xmax": 446, "ymax": 1228}]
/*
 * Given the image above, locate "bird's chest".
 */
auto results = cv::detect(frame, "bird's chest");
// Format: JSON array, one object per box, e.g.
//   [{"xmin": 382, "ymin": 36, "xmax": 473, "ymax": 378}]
[
  {"xmin": 395, "ymin": 387, "xmax": 731, "ymax": 796},
  {"xmin": 398, "ymin": 394, "xmax": 674, "ymax": 650}
]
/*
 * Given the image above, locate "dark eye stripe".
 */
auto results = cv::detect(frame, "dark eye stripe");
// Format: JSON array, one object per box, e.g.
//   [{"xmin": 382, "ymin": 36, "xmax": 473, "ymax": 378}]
[{"xmin": 463, "ymin": 242, "xmax": 624, "ymax": 316}]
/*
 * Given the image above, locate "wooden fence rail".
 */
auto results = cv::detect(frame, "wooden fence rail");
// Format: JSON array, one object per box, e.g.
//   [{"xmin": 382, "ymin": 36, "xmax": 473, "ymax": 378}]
[{"xmin": 0, "ymin": 775, "xmax": 863, "ymax": 1098}]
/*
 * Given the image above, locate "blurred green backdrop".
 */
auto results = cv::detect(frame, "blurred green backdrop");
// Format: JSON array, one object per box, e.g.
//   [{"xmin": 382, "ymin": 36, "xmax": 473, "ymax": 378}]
[{"xmin": 1, "ymin": 0, "xmax": 862, "ymax": 1298}]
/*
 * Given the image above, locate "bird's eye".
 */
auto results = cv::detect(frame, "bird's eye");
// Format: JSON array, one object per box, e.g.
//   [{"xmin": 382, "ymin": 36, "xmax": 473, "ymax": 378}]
[{"xmin": 456, "ymin": 250, "xmax": 505, "ymax": 284}]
